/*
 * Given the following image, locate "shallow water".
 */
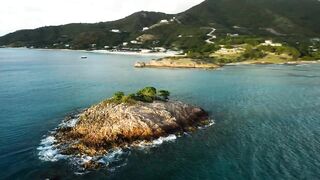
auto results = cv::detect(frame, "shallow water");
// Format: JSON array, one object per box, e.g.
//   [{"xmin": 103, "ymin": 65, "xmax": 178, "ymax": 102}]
[{"xmin": 0, "ymin": 48, "xmax": 320, "ymax": 179}]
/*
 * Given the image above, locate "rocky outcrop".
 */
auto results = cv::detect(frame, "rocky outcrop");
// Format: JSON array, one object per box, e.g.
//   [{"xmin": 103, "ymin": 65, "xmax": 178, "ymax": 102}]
[
  {"xmin": 135, "ymin": 57, "xmax": 220, "ymax": 69},
  {"xmin": 136, "ymin": 34, "xmax": 157, "ymax": 42},
  {"xmin": 54, "ymin": 100, "xmax": 209, "ymax": 157}
]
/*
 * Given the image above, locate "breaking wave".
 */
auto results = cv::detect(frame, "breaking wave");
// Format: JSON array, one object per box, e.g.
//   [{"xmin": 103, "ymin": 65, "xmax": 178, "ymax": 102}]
[{"xmin": 38, "ymin": 116, "xmax": 215, "ymax": 174}]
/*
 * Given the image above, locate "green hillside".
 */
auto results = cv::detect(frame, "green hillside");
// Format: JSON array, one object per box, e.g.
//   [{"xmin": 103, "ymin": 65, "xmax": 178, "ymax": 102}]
[
  {"xmin": 0, "ymin": 11, "xmax": 172, "ymax": 49},
  {"xmin": 0, "ymin": 0, "xmax": 319, "ymax": 52}
]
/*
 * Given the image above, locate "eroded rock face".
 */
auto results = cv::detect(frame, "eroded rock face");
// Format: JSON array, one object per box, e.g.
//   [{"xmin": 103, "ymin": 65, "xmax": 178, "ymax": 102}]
[{"xmin": 54, "ymin": 100, "xmax": 208, "ymax": 156}]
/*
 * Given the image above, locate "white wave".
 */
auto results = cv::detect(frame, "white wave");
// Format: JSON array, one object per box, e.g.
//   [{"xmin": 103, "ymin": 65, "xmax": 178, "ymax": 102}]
[
  {"xmin": 39, "ymin": 136, "xmax": 56, "ymax": 145},
  {"xmin": 296, "ymin": 64, "xmax": 309, "ymax": 67},
  {"xmin": 206, "ymin": 119, "xmax": 215, "ymax": 127},
  {"xmin": 37, "ymin": 116, "xmax": 215, "ymax": 174},
  {"xmin": 152, "ymin": 134, "xmax": 177, "ymax": 145},
  {"xmin": 198, "ymin": 119, "xmax": 215, "ymax": 130},
  {"xmin": 97, "ymin": 148, "xmax": 124, "ymax": 165},
  {"xmin": 59, "ymin": 118, "xmax": 79, "ymax": 128},
  {"xmin": 73, "ymin": 155, "xmax": 93, "ymax": 165},
  {"xmin": 37, "ymin": 136, "xmax": 67, "ymax": 162}
]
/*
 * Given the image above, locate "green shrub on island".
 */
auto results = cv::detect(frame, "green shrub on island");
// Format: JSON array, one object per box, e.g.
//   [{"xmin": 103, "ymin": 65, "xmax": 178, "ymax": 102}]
[
  {"xmin": 113, "ymin": 91, "xmax": 125, "ymax": 100},
  {"xmin": 136, "ymin": 87, "xmax": 157, "ymax": 102},
  {"xmin": 217, "ymin": 36, "xmax": 264, "ymax": 46},
  {"xmin": 257, "ymin": 45, "xmax": 301, "ymax": 59},
  {"xmin": 158, "ymin": 90, "xmax": 170, "ymax": 100},
  {"xmin": 185, "ymin": 44, "xmax": 221, "ymax": 59},
  {"xmin": 241, "ymin": 47, "xmax": 267, "ymax": 60},
  {"xmin": 106, "ymin": 87, "xmax": 171, "ymax": 104}
]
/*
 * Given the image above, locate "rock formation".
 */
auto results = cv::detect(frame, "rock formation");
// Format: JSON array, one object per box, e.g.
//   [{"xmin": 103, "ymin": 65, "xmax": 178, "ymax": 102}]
[{"xmin": 54, "ymin": 100, "xmax": 209, "ymax": 157}]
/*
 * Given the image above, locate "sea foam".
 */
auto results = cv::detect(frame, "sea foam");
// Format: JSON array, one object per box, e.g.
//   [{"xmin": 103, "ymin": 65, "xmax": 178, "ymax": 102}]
[
  {"xmin": 37, "ymin": 136, "xmax": 66, "ymax": 162},
  {"xmin": 38, "ymin": 116, "xmax": 214, "ymax": 174}
]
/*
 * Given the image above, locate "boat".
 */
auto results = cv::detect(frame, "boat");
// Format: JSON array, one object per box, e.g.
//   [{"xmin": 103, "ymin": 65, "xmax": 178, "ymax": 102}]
[{"xmin": 81, "ymin": 56, "xmax": 87, "ymax": 59}]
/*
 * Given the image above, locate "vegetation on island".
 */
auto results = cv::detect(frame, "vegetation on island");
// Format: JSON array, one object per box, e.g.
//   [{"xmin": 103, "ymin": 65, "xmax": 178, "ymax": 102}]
[
  {"xmin": 105, "ymin": 87, "xmax": 171, "ymax": 104},
  {"xmin": 184, "ymin": 35, "xmax": 320, "ymax": 65}
]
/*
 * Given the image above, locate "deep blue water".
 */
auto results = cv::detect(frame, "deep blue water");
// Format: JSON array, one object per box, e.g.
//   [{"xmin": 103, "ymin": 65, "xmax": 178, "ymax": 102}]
[{"xmin": 0, "ymin": 48, "xmax": 320, "ymax": 180}]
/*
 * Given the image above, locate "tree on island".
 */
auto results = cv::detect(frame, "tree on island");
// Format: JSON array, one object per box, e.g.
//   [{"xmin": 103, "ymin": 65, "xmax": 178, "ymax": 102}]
[
  {"xmin": 108, "ymin": 87, "xmax": 171, "ymax": 104},
  {"xmin": 158, "ymin": 90, "xmax": 170, "ymax": 100},
  {"xmin": 136, "ymin": 87, "xmax": 157, "ymax": 102},
  {"xmin": 113, "ymin": 91, "xmax": 125, "ymax": 100}
]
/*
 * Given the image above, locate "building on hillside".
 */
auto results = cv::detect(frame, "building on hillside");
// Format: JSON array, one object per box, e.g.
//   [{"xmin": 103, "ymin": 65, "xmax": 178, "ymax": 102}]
[
  {"xmin": 141, "ymin": 49, "xmax": 152, "ymax": 53},
  {"xmin": 227, "ymin": 33, "xmax": 239, "ymax": 37},
  {"xmin": 160, "ymin": 19, "xmax": 169, "ymax": 23},
  {"xmin": 215, "ymin": 47, "xmax": 245, "ymax": 55},
  {"xmin": 262, "ymin": 40, "xmax": 282, "ymax": 47},
  {"xmin": 110, "ymin": 29, "xmax": 121, "ymax": 33},
  {"xmin": 153, "ymin": 47, "xmax": 167, "ymax": 52},
  {"xmin": 142, "ymin": 27, "xmax": 149, "ymax": 31},
  {"xmin": 130, "ymin": 40, "xmax": 142, "ymax": 44}
]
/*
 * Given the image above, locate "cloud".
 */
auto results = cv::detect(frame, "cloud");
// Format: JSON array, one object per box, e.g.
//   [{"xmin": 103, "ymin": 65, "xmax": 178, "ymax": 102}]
[{"xmin": 0, "ymin": 0, "xmax": 204, "ymax": 36}]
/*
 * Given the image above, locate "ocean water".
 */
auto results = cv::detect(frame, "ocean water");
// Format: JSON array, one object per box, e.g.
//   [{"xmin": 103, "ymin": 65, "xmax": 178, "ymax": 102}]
[{"xmin": 0, "ymin": 48, "xmax": 320, "ymax": 179}]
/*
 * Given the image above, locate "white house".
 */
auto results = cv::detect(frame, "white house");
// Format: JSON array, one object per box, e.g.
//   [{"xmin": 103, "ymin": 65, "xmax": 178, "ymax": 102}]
[
  {"xmin": 262, "ymin": 40, "xmax": 282, "ymax": 47},
  {"xmin": 110, "ymin": 29, "xmax": 121, "ymax": 33},
  {"xmin": 215, "ymin": 47, "xmax": 245, "ymax": 55},
  {"xmin": 160, "ymin": 19, "xmax": 169, "ymax": 23},
  {"xmin": 142, "ymin": 27, "xmax": 149, "ymax": 31},
  {"xmin": 141, "ymin": 49, "xmax": 152, "ymax": 53},
  {"xmin": 170, "ymin": 17, "xmax": 176, "ymax": 22},
  {"xmin": 130, "ymin": 40, "xmax": 142, "ymax": 44},
  {"xmin": 227, "ymin": 33, "xmax": 239, "ymax": 37},
  {"xmin": 154, "ymin": 47, "xmax": 167, "ymax": 52}
]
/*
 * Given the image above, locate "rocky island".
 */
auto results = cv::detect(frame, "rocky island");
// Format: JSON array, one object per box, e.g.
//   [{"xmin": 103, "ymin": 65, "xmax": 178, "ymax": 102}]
[
  {"xmin": 43, "ymin": 87, "xmax": 209, "ymax": 169},
  {"xmin": 135, "ymin": 57, "xmax": 220, "ymax": 69}
]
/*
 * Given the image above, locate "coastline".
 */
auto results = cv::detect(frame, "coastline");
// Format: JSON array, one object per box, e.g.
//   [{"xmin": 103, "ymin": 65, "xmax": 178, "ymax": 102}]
[
  {"xmin": 90, "ymin": 50, "xmax": 182, "ymax": 57},
  {"xmin": 2, "ymin": 47, "xmax": 182, "ymax": 57},
  {"xmin": 134, "ymin": 56, "xmax": 320, "ymax": 70},
  {"xmin": 4, "ymin": 47, "xmax": 319, "ymax": 68},
  {"xmin": 134, "ymin": 57, "xmax": 220, "ymax": 69},
  {"xmin": 225, "ymin": 60, "xmax": 320, "ymax": 66}
]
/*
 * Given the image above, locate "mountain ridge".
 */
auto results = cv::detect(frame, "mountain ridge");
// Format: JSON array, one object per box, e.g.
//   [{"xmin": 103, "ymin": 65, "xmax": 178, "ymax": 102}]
[{"xmin": 0, "ymin": 0, "xmax": 319, "ymax": 50}]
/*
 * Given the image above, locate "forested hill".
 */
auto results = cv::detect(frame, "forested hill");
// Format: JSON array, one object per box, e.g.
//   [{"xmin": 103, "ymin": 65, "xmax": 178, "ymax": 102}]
[{"xmin": 0, "ymin": 0, "xmax": 319, "ymax": 50}]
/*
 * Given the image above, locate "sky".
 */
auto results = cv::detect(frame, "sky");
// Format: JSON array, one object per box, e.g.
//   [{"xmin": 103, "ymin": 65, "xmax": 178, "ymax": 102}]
[{"xmin": 0, "ymin": 0, "xmax": 204, "ymax": 36}]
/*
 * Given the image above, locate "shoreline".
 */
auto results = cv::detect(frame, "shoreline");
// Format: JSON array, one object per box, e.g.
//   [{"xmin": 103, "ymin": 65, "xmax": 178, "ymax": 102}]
[
  {"xmin": 225, "ymin": 60, "xmax": 320, "ymax": 66},
  {"xmin": 2, "ymin": 47, "xmax": 182, "ymax": 57},
  {"xmin": 38, "ymin": 111, "xmax": 214, "ymax": 173},
  {"xmin": 135, "ymin": 56, "xmax": 320, "ymax": 70},
  {"xmin": 4, "ymin": 47, "xmax": 319, "ymax": 67},
  {"xmin": 90, "ymin": 50, "xmax": 182, "ymax": 57}
]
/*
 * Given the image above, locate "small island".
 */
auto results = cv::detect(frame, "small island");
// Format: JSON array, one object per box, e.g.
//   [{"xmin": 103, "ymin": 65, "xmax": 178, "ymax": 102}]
[
  {"xmin": 50, "ymin": 87, "xmax": 209, "ymax": 169},
  {"xmin": 135, "ymin": 57, "xmax": 220, "ymax": 69}
]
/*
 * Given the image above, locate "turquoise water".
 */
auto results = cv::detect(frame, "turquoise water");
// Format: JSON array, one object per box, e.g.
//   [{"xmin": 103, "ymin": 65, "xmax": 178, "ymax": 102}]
[{"xmin": 0, "ymin": 48, "xmax": 320, "ymax": 179}]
